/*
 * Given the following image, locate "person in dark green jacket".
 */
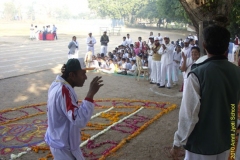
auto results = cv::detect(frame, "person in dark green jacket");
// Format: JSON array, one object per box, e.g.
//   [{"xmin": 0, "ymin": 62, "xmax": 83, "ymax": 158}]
[{"xmin": 171, "ymin": 25, "xmax": 240, "ymax": 160}]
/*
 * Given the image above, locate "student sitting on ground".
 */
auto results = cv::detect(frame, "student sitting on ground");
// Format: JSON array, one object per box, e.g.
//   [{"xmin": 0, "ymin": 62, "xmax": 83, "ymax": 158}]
[
  {"xmin": 126, "ymin": 58, "xmax": 132, "ymax": 70},
  {"xmin": 117, "ymin": 58, "xmax": 127, "ymax": 74},
  {"xmin": 127, "ymin": 60, "xmax": 137, "ymax": 76},
  {"xmin": 99, "ymin": 59, "xmax": 115, "ymax": 74}
]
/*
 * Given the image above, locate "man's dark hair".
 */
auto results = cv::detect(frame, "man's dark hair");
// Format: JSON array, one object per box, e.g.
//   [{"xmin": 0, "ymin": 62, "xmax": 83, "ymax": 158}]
[
  {"xmin": 203, "ymin": 25, "xmax": 230, "ymax": 55},
  {"xmin": 122, "ymin": 58, "xmax": 126, "ymax": 62},
  {"xmin": 191, "ymin": 46, "xmax": 200, "ymax": 53},
  {"xmin": 62, "ymin": 69, "xmax": 78, "ymax": 79},
  {"xmin": 101, "ymin": 53, "xmax": 104, "ymax": 57}
]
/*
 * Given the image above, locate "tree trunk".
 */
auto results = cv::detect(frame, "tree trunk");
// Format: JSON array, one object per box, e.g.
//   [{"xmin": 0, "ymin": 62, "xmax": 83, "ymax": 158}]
[{"xmin": 179, "ymin": 0, "xmax": 234, "ymax": 31}]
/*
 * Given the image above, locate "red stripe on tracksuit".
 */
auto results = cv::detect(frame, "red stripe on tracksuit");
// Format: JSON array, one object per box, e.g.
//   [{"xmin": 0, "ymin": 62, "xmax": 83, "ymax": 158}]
[{"xmin": 62, "ymin": 85, "xmax": 77, "ymax": 120}]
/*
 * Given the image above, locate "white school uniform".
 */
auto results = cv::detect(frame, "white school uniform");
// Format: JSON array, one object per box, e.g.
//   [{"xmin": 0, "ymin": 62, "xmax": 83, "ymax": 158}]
[
  {"xmin": 86, "ymin": 36, "xmax": 96, "ymax": 55},
  {"xmin": 172, "ymin": 51, "xmax": 181, "ymax": 83},
  {"xmin": 126, "ymin": 38, "xmax": 132, "ymax": 46},
  {"xmin": 160, "ymin": 43, "xmax": 175, "ymax": 87},
  {"xmin": 127, "ymin": 64, "xmax": 137, "ymax": 75}
]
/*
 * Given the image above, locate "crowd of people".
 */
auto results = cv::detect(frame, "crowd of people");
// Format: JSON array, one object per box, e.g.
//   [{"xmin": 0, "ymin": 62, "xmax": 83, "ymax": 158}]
[
  {"xmin": 67, "ymin": 30, "xmax": 239, "ymax": 92},
  {"xmin": 30, "ymin": 24, "xmax": 57, "ymax": 40},
  {"xmin": 72, "ymin": 31, "xmax": 200, "ymax": 91},
  {"xmin": 46, "ymin": 25, "xmax": 240, "ymax": 160}
]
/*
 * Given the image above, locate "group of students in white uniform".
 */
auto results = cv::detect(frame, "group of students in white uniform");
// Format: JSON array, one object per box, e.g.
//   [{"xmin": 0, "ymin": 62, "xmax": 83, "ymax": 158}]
[{"xmin": 82, "ymin": 31, "xmax": 200, "ymax": 92}]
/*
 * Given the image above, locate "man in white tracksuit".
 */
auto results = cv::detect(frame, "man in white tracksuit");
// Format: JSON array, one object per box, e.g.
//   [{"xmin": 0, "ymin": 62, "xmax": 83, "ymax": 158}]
[
  {"xmin": 159, "ymin": 36, "xmax": 174, "ymax": 89},
  {"xmin": 45, "ymin": 58, "xmax": 103, "ymax": 160},
  {"xmin": 86, "ymin": 32, "xmax": 96, "ymax": 55}
]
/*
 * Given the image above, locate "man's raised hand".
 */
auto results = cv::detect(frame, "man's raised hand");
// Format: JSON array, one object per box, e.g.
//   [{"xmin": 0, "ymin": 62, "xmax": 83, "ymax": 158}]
[{"xmin": 86, "ymin": 76, "xmax": 103, "ymax": 99}]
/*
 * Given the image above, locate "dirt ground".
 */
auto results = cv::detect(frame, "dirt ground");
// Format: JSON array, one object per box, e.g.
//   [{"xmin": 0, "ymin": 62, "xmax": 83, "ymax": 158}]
[{"xmin": 0, "ymin": 21, "xmax": 188, "ymax": 160}]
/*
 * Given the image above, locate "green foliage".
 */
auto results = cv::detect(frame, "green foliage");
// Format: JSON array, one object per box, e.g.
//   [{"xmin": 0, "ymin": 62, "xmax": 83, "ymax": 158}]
[
  {"xmin": 228, "ymin": 0, "xmax": 240, "ymax": 36},
  {"xmin": 136, "ymin": 0, "xmax": 159, "ymax": 19},
  {"xmin": 88, "ymin": 0, "xmax": 148, "ymax": 19},
  {"xmin": 157, "ymin": 0, "xmax": 189, "ymax": 23},
  {"xmin": 3, "ymin": 1, "xmax": 17, "ymax": 20}
]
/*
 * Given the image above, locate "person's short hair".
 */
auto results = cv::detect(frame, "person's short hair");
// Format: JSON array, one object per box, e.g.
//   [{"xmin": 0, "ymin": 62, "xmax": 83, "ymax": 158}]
[
  {"xmin": 101, "ymin": 53, "xmax": 104, "ymax": 57},
  {"xmin": 131, "ymin": 60, "xmax": 136, "ymax": 63},
  {"xmin": 191, "ymin": 46, "xmax": 200, "ymax": 53},
  {"xmin": 130, "ymin": 44, "xmax": 134, "ymax": 47},
  {"xmin": 123, "ymin": 36, "xmax": 126, "ymax": 38},
  {"xmin": 122, "ymin": 58, "xmax": 126, "ymax": 62},
  {"xmin": 127, "ymin": 33, "xmax": 130, "ymax": 36},
  {"xmin": 176, "ymin": 45, "xmax": 181, "ymax": 48},
  {"xmin": 203, "ymin": 25, "xmax": 230, "ymax": 55}
]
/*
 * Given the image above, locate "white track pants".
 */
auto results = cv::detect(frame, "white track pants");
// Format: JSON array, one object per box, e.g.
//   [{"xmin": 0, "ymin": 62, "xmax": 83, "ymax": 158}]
[
  {"xmin": 148, "ymin": 56, "xmax": 152, "ymax": 79},
  {"xmin": 151, "ymin": 60, "xmax": 161, "ymax": 83},
  {"xmin": 50, "ymin": 147, "xmax": 85, "ymax": 160},
  {"xmin": 184, "ymin": 150, "xmax": 230, "ymax": 160},
  {"xmin": 100, "ymin": 46, "xmax": 107, "ymax": 56},
  {"xmin": 160, "ymin": 63, "xmax": 172, "ymax": 87},
  {"xmin": 87, "ymin": 46, "xmax": 94, "ymax": 55}
]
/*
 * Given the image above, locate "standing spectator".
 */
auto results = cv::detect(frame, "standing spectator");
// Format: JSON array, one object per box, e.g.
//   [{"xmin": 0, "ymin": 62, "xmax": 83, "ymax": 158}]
[
  {"xmin": 52, "ymin": 24, "xmax": 58, "ymax": 40},
  {"xmin": 172, "ymin": 45, "xmax": 182, "ymax": 85},
  {"xmin": 100, "ymin": 31, "xmax": 109, "ymax": 56},
  {"xmin": 30, "ymin": 24, "xmax": 35, "ymax": 40},
  {"xmin": 159, "ymin": 36, "xmax": 174, "ymax": 89},
  {"xmin": 45, "ymin": 58, "xmax": 103, "ymax": 160},
  {"xmin": 147, "ymin": 37, "xmax": 154, "ymax": 81},
  {"xmin": 228, "ymin": 40, "xmax": 234, "ymax": 62},
  {"xmin": 121, "ymin": 36, "xmax": 128, "ymax": 46},
  {"xmin": 180, "ymin": 46, "xmax": 200, "ymax": 91},
  {"xmin": 68, "ymin": 36, "xmax": 79, "ymax": 59},
  {"xmin": 35, "ymin": 26, "xmax": 40, "ymax": 41},
  {"xmin": 126, "ymin": 34, "xmax": 132, "ymax": 47},
  {"xmin": 150, "ymin": 37, "xmax": 161, "ymax": 85},
  {"xmin": 158, "ymin": 33, "xmax": 163, "ymax": 44},
  {"xmin": 137, "ymin": 37, "xmax": 143, "ymax": 50},
  {"xmin": 234, "ymin": 35, "xmax": 239, "ymax": 45},
  {"xmin": 179, "ymin": 39, "xmax": 192, "ymax": 92},
  {"xmin": 42, "ymin": 26, "xmax": 47, "ymax": 41},
  {"xmin": 171, "ymin": 25, "xmax": 240, "ymax": 160},
  {"xmin": 86, "ymin": 32, "xmax": 96, "ymax": 55}
]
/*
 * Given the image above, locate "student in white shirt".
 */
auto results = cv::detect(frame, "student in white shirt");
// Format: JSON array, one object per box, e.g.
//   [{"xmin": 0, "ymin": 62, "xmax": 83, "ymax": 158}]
[
  {"xmin": 126, "ymin": 34, "xmax": 132, "ymax": 46},
  {"xmin": 172, "ymin": 45, "xmax": 182, "ymax": 85},
  {"xmin": 122, "ymin": 36, "xmax": 128, "ymax": 46},
  {"xmin": 30, "ymin": 24, "xmax": 35, "ymax": 40},
  {"xmin": 35, "ymin": 26, "xmax": 40, "ymax": 41},
  {"xmin": 86, "ymin": 32, "xmax": 97, "ymax": 55},
  {"xmin": 126, "ymin": 58, "xmax": 132, "ymax": 70},
  {"xmin": 100, "ymin": 59, "xmax": 115, "ymax": 74},
  {"xmin": 158, "ymin": 33, "xmax": 163, "ymax": 44},
  {"xmin": 117, "ymin": 58, "xmax": 127, "ymax": 73},
  {"xmin": 127, "ymin": 60, "xmax": 137, "ymax": 75},
  {"xmin": 180, "ymin": 46, "xmax": 200, "ymax": 91}
]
